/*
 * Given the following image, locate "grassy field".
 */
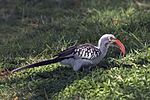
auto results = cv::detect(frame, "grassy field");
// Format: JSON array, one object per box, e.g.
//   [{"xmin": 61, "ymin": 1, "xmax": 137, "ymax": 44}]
[{"xmin": 0, "ymin": 0, "xmax": 150, "ymax": 99}]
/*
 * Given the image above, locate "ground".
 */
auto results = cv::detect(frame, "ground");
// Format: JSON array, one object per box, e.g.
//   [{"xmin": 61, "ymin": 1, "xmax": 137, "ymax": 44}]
[{"xmin": 0, "ymin": 0, "xmax": 150, "ymax": 99}]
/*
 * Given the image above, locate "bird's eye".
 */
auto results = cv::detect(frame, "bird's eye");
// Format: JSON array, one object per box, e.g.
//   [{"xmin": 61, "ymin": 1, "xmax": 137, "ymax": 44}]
[
  {"xmin": 108, "ymin": 37, "xmax": 113, "ymax": 42},
  {"xmin": 110, "ymin": 37, "xmax": 114, "ymax": 40}
]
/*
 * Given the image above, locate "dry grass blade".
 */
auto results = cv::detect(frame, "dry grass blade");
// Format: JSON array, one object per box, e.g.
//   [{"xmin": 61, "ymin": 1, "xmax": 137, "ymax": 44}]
[{"xmin": 133, "ymin": 0, "xmax": 150, "ymax": 9}]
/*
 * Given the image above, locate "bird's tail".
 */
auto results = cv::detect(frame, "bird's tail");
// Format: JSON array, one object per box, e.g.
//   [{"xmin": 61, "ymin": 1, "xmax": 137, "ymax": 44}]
[
  {"xmin": 11, "ymin": 56, "xmax": 73, "ymax": 73},
  {"xmin": 0, "ymin": 56, "xmax": 72, "ymax": 76}
]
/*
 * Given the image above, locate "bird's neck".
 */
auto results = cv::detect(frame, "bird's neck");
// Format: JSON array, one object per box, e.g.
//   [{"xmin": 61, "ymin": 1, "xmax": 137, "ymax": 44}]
[{"xmin": 97, "ymin": 40, "xmax": 109, "ymax": 57}]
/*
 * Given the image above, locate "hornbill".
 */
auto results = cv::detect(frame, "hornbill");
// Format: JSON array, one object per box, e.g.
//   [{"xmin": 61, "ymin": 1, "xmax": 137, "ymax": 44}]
[{"xmin": 0, "ymin": 34, "xmax": 125, "ymax": 75}]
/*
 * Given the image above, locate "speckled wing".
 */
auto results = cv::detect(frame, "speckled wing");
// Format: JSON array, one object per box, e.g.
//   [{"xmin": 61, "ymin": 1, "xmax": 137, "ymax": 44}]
[
  {"xmin": 74, "ymin": 43, "xmax": 101, "ymax": 60},
  {"xmin": 56, "ymin": 43, "xmax": 101, "ymax": 60}
]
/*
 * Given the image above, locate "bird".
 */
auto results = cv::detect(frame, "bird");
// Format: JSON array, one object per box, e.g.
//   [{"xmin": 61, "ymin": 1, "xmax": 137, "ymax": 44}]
[{"xmin": 0, "ymin": 34, "xmax": 125, "ymax": 76}]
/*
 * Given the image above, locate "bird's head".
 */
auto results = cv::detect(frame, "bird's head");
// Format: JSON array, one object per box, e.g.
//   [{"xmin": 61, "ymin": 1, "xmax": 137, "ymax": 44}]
[{"xmin": 98, "ymin": 34, "xmax": 125, "ymax": 56}]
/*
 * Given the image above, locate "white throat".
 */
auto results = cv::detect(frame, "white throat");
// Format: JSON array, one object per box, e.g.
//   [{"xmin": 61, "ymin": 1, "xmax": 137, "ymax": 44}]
[{"xmin": 97, "ymin": 39, "xmax": 109, "ymax": 58}]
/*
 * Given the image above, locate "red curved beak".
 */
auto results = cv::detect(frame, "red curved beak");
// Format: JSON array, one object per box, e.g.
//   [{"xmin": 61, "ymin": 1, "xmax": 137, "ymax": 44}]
[{"xmin": 114, "ymin": 39, "xmax": 126, "ymax": 56}]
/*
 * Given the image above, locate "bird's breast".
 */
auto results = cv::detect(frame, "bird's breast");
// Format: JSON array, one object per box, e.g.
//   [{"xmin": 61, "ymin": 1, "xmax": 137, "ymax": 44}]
[{"xmin": 91, "ymin": 56, "xmax": 104, "ymax": 65}]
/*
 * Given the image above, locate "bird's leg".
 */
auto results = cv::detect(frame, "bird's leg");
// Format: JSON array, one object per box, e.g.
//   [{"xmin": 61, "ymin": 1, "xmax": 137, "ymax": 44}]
[{"xmin": 75, "ymin": 71, "xmax": 80, "ymax": 79}]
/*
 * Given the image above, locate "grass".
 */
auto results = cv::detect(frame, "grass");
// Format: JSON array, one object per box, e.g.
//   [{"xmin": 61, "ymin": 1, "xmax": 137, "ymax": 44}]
[{"xmin": 0, "ymin": 0, "xmax": 150, "ymax": 99}]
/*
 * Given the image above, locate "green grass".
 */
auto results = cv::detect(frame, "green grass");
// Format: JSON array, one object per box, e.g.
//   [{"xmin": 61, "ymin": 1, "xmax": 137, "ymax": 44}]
[{"xmin": 0, "ymin": 0, "xmax": 150, "ymax": 99}]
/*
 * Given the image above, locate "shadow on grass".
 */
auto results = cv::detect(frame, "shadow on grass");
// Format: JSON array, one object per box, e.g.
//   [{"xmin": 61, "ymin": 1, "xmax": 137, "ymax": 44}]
[
  {"xmin": 30, "ymin": 66, "xmax": 78, "ymax": 99},
  {"xmin": 9, "ymin": 66, "xmax": 93, "ymax": 99}
]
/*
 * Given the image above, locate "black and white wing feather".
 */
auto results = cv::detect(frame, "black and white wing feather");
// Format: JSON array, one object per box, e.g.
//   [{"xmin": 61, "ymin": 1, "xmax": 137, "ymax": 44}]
[
  {"xmin": 56, "ymin": 43, "xmax": 101, "ymax": 60},
  {"xmin": 74, "ymin": 43, "xmax": 101, "ymax": 59}
]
